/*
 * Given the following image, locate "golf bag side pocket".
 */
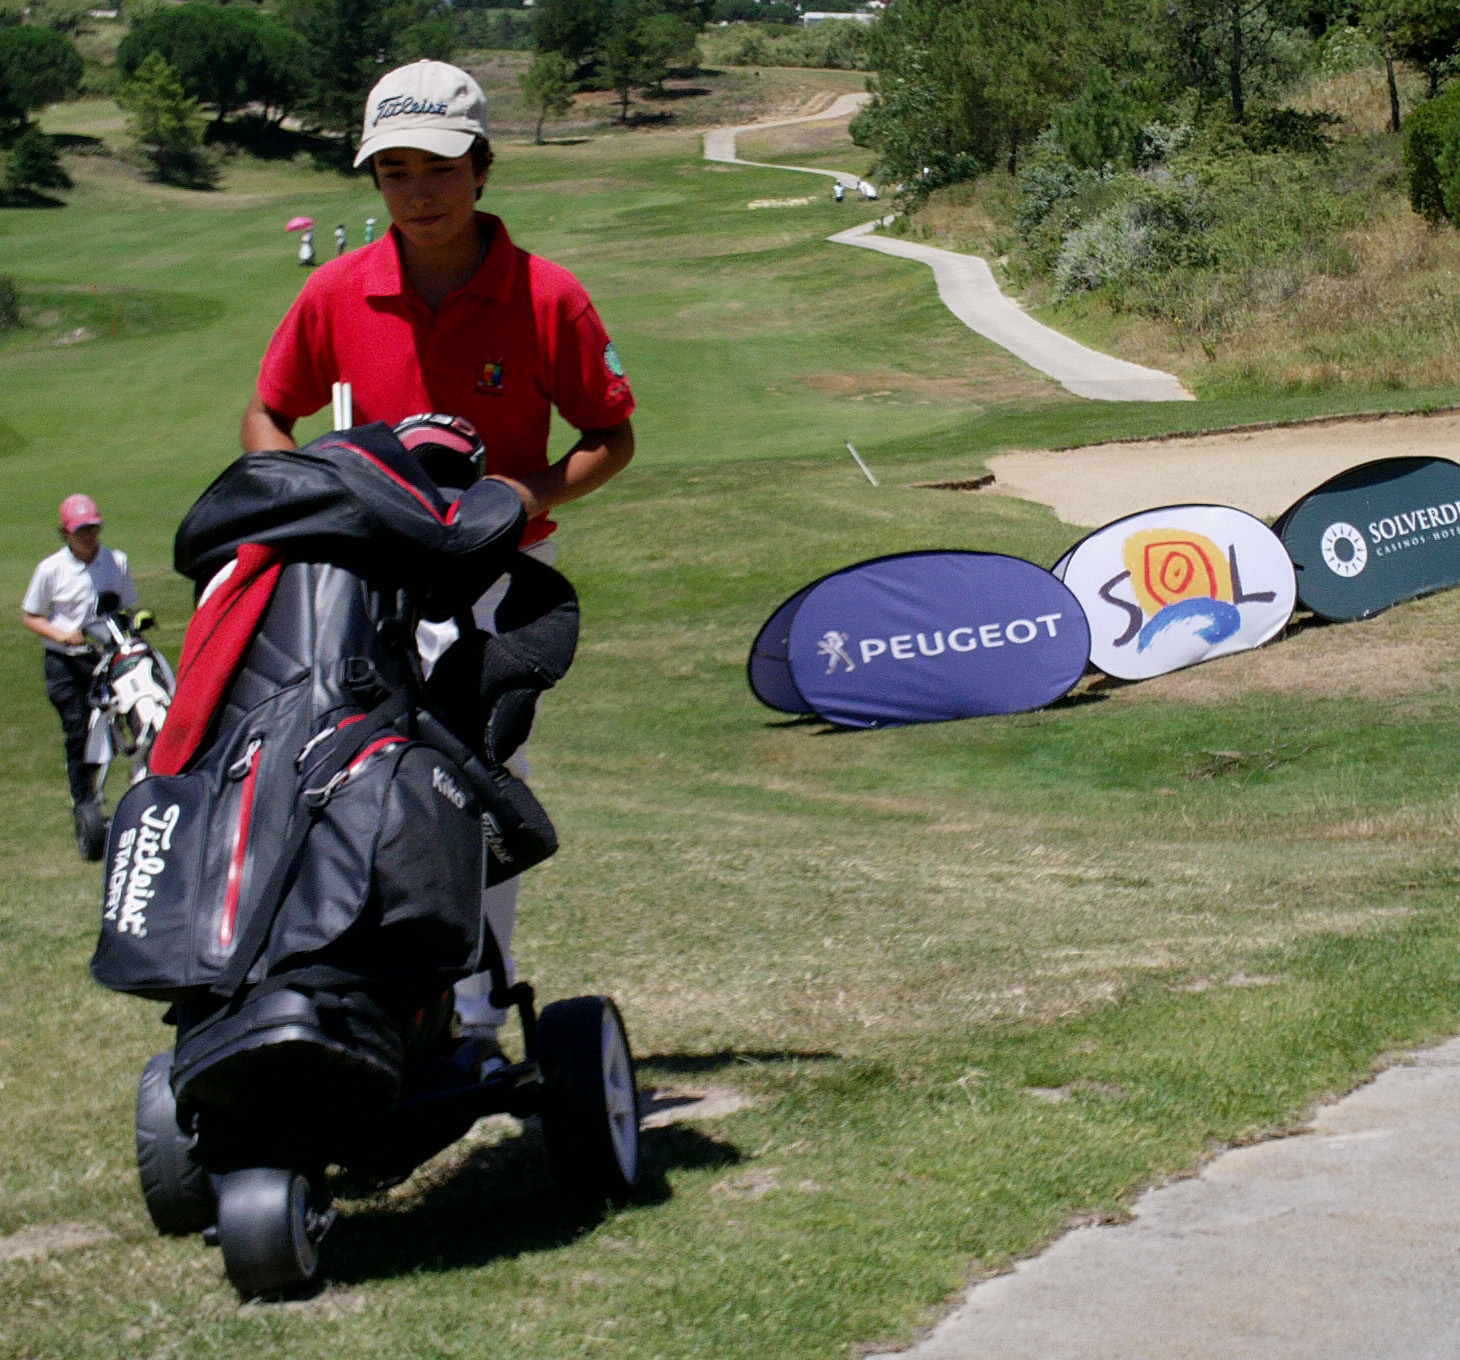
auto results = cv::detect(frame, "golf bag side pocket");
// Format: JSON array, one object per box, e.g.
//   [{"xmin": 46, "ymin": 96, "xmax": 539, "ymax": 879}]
[
  {"xmin": 92, "ymin": 771, "xmax": 212, "ymax": 1000},
  {"xmin": 479, "ymin": 765, "xmax": 557, "ymax": 884}
]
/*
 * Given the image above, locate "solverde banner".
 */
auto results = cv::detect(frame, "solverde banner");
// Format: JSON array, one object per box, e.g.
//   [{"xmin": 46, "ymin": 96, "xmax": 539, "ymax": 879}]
[
  {"xmin": 748, "ymin": 552, "xmax": 1090, "ymax": 728},
  {"xmin": 1275, "ymin": 456, "xmax": 1460, "ymax": 621},
  {"xmin": 1054, "ymin": 505, "xmax": 1295, "ymax": 681}
]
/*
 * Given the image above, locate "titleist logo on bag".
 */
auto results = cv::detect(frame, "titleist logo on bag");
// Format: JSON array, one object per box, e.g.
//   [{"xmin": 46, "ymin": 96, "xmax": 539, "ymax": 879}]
[{"xmin": 103, "ymin": 803, "xmax": 180, "ymax": 938}]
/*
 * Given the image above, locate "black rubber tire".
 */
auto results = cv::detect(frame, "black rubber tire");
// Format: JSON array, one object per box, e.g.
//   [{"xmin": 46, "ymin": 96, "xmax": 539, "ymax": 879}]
[
  {"xmin": 74, "ymin": 799, "xmax": 106, "ymax": 862},
  {"xmin": 216, "ymin": 1167, "xmax": 321, "ymax": 1298},
  {"xmin": 135, "ymin": 1052, "xmax": 215, "ymax": 1236},
  {"xmin": 538, "ymin": 995, "xmax": 640, "ymax": 1199}
]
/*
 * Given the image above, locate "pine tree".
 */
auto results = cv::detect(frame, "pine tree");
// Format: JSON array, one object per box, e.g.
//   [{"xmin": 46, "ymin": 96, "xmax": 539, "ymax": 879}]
[
  {"xmin": 4, "ymin": 126, "xmax": 71, "ymax": 195},
  {"xmin": 118, "ymin": 51, "xmax": 213, "ymax": 187},
  {"xmin": 519, "ymin": 50, "xmax": 576, "ymax": 144}
]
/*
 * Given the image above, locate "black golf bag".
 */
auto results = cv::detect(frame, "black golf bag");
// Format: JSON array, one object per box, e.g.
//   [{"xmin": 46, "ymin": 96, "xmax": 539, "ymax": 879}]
[{"xmin": 91, "ymin": 423, "xmax": 578, "ymax": 1174}]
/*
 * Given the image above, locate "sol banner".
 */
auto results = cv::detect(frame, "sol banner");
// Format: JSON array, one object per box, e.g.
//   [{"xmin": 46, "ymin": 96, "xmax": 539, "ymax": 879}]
[
  {"xmin": 1053, "ymin": 505, "xmax": 1295, "ymax": 681},
  {"xmin": 1274, "ymin": 456, "xmax": 1460, "ymax": 621},
  {"xmin": 748, "ymin": 552, "xmax": 1090, "ymax": 728}
]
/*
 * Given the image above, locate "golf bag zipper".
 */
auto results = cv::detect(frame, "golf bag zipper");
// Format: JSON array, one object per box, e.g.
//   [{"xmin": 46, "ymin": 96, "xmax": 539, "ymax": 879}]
[{"xmin": 219, "ymin": 737, "xmax": 263, "ymax": 951}]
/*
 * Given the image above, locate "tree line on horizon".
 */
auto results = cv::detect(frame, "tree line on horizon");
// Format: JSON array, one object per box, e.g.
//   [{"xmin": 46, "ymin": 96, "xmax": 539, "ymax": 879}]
[{"xmin": 851, "ymin": 0, "xmax": 1460, "ymax": 191}]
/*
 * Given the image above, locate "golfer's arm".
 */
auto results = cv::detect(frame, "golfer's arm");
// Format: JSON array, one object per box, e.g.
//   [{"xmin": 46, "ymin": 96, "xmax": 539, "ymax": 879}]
[
  {"xmin": 497, "ymin": 420, "xmax": 634, "ymax": 519},
  {"xmin": 23, "ymin": 612, "xmax": 77, "ymax": 645},
  {"xmin": 240, "ymin": 395, "xmax": 299, "ymax": 453}
]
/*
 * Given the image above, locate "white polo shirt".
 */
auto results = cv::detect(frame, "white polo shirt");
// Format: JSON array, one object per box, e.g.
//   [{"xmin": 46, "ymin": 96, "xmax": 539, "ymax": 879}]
[{"xmin": 22, "ymin": 545, "xmax": 137, "ymax": 655}]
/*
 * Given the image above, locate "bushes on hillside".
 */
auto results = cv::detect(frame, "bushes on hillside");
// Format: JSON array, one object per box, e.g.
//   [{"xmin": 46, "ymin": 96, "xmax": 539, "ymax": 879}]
[
  {"xmin": 1403, "ymin": 82, "xmax": 1460, "ymax": 221},
  {"xmin": 726, "ymin": 19, "xmax": 870, "ymax": 70}
]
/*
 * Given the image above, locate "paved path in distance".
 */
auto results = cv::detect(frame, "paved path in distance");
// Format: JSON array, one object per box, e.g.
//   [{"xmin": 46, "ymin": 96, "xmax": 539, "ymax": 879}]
[
  {"xmin": 869, "ymin": 1037, "xmax": 1460, "ymax": 1360},
  {"xmin": 704, "ymin": 100, "xmax": 1194, "ymax": 403}
]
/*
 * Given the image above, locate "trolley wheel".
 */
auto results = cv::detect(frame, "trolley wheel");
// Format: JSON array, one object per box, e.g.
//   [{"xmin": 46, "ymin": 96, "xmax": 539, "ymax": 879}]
[
  {"xmin": 538, "ymin": 995, "xmax": 640, "ymax": 1199},
  {"xmin": 74, "ymin": 799, "xmax": 106, "ymax": 861},
  {"xmin": 216, "ymin": 1168, "xmax": 327, "ymax": 1298},
  {"xmin": 135, "ymin": 1052, "xmax": 215, "ymax": 1236}
]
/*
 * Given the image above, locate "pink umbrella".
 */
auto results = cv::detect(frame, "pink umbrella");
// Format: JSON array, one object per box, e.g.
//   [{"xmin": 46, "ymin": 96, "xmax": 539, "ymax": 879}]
[{"xmin": 285, "ymin": 215, "xmax": 313, "ymax": 232}]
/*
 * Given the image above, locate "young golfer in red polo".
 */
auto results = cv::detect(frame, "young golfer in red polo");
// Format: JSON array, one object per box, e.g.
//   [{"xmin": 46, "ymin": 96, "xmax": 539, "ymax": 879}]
[{"xmin": 241, "ymin": 59, "xmax": 636, "ymax": 1051}]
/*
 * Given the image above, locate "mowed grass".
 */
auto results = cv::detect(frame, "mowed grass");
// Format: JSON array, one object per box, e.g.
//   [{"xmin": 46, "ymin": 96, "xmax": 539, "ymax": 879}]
[{"xmin": 7, "ymin": 105, "xmax": 1460, "ymax": 1358}]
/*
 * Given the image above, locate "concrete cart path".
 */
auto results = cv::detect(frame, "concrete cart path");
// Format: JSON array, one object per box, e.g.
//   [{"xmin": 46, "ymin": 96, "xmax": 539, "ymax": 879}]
[
  {"xmin": 869, "ymin": 1036, "xmax": 1460, "ymax": 1360},
  {"xmin": 703, "ymin": 101, "xmax": 1194, "ymax": 403}
]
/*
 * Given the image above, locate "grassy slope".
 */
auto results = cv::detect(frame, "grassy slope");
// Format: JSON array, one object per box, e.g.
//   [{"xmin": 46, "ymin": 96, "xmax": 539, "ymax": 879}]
[
  {"xmin": 889, "ymin": 65, "xmax": 1460, "ymax": 399},
  {"xmin": 5, "ymin": 98, "xmax": 1460, "ymax": 1358}
]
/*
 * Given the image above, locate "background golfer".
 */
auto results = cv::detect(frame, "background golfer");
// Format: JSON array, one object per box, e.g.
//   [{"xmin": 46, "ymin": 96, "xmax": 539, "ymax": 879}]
[{"xmin": 22, "ymin": 495, "xmax": 137, "ymax": 820}]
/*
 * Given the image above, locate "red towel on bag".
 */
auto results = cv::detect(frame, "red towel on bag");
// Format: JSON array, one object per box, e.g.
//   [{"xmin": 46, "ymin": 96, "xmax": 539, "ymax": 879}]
[{"xmin": 150, "ymin": 544, "xmax": 285, "ymax": 776}]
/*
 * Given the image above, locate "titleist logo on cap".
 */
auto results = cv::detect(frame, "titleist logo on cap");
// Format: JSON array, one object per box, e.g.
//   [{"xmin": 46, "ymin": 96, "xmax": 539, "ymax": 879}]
[{"xmin": 373, "ymin": 94, "xmax": 450, "ymax": 126}]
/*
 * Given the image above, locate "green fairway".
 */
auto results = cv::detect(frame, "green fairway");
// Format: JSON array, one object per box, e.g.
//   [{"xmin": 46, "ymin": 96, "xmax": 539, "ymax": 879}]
[{"xmin": 7, "ymin": 103, "xmax": 1460, "ymax": 1358}]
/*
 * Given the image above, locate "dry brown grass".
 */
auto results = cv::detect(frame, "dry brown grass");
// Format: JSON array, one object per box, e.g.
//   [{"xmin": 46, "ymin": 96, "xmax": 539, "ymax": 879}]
[
  {"xmin": 1125, "ymin": 589, "xmax": 1460, "ymax": 706},
  {"xmin": 1295, "ymin": 65, "xmax": 1428, "ymax": 136}
]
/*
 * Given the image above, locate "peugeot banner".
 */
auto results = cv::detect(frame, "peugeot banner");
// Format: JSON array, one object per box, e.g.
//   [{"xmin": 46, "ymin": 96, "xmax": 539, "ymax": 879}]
[
  {"xmin": 748, "ymin": 551, "xmax": 1090, "ymax": 728},
  {"xmin": 1053, "ymin": 505, "xmax": 1295, "ymax": 681},
  {"xmin": 1274, "ymin": 456, "xmax": 1460, "ymax": 621}
]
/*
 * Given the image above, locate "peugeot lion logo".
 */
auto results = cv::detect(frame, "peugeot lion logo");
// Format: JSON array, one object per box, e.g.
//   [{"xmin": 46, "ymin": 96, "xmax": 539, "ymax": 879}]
[
  {"xmin": 817, "ymin": 630, "xmax": 855, "ymax": 674},
  {"xmin": 1321, "ymin": 521, "xmax": 1368, "ymax": 578}
]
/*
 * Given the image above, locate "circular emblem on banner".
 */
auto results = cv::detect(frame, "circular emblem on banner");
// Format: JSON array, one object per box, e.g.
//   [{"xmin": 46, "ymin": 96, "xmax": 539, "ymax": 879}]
[
  {"xmin": 1320, "ymin": 521, "xmax": 1368, "ymax": 577},
  {"xmin": 1275, "ymin": 457, "xmax": 1460, "ymax": 621}
]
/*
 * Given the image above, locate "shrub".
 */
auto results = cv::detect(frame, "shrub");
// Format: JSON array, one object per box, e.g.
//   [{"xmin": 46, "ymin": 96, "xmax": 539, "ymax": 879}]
[
  {"xmin": 0, "ymin": 274, "xmax": 20, "ymax": 331},
  {"xmin": 1049, "ymin": 67, "xmax": 1144, "ymax": 171},
  {"xmin": 4, "ymin": 125, "xmax": 71, "ymax": 193},
  {"xmin": 1404, "ymin": 82, "xmax": 1460, "ymax": 222},
  {"xmin": 1315, "ymin": 24, "xmax": 1380, "ymax": 76},
  {"xmin": 1053, "ymin": 182, "xmax": 1211, "ymax": 297}
]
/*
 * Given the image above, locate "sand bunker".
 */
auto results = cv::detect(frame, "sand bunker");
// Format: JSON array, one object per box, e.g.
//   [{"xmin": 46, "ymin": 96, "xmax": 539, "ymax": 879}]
[{"xmin": 987, "ymin": 410, "xmax": 1460, "ymax": 527}]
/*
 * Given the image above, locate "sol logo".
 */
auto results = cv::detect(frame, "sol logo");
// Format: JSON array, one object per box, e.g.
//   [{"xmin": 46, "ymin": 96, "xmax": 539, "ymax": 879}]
[
  {"xmin": 1321, "ymin": 521, "xmax": 1368, "ymax": 577},
  {"xmin": 1100, "ymin": 528, "xmax": 1276, "ymax": 652}
]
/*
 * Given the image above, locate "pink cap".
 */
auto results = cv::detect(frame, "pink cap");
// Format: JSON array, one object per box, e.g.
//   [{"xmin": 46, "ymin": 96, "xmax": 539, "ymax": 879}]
[{"xmin": 60, "ymin": 494, "xmax": 102, "ymax": 532}]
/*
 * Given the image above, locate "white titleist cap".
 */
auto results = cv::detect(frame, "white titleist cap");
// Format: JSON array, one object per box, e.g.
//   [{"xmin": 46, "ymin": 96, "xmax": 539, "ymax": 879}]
[{"xmin": 354, "ymin": 60, "xmax": 489, "ymax": 168}]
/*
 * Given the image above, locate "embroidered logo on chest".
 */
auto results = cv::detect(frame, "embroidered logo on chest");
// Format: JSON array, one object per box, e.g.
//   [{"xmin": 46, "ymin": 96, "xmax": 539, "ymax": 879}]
[{"xmin": 476, "ymin": 359, "xmax": 504, "ymax": 394}]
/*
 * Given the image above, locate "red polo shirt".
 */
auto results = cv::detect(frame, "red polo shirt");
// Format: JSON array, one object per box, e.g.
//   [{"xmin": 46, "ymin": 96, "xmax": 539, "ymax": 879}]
[{"xmin": 257, "ymin": 212, "xmax": 635, "ymax": 545}]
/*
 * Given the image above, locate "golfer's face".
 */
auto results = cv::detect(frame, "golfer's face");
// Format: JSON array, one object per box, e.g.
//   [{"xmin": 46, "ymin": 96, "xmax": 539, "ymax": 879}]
[
  {"xmin": 374, "ymin": 148, "xmax": 485, "ymax": 251},
  {"xmin": 66, "ymin": 524, "xmax": 101, "ymax": 562}
]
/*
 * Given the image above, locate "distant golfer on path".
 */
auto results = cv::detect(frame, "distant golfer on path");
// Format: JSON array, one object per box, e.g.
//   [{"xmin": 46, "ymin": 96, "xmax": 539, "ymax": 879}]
[
  {"xmin": 22, "ymin": 495, "xmax": 137, "ymax": 822},
  {"xmin": 833, "ymin": 181, "xmax": 844, "ymax": 204},
  {"xmin": 239, "ymin": 58, "xmax": 636, "ymax": 1052}
]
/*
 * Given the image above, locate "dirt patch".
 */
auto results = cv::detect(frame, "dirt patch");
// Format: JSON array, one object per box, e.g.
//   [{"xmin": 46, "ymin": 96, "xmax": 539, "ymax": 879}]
[
  {"xmin": 1111, "ymin": 589, "xmax": 1460, "ymax": 704},
  {"xmin": 640, "ymin": 1084, "xmax": 754, "ymax": 1129},
  {"xmin": 711, "ymin": 1167, "xmax": 781, "ymax": 1201},
  {"xmin": 799, "ymin": 365, "xmax": 1051, "ymax": 407},
  {"xmin": 987, "ymin": 410, "xmax": 1460, "ymax": 527},
  {"xmin": 738, "ymin": 117, "xmax": 860, "ymax": 158},
  {"xmin": 0, "ymin": 1222, "xmax": 111, "ymax": 1263},
  {"xmin": 1026, "ymin": 1082, "xmax": 1129, "ymax": 1105}
]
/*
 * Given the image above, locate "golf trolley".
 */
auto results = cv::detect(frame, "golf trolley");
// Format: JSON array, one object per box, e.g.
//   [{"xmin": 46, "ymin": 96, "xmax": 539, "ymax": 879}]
[
  {"xmin": 76, "ymin": 590, "xmax": 175, "ymax": 861},
  {"xmin": 92, "ymin": 422, "xmax": 641, "ymax": 1297},
  {"xmin": 135, "ymin": 976, "xmax": 640, "ymax": 1297}
]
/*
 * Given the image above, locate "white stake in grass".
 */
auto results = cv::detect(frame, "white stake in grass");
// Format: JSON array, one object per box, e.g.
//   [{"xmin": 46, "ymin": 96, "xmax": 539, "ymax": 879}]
[
  {"xmin": 846, "ymin": 441, "xmax": 878, "ymax": 487},
  {"xmin": 331, "ymin": 381, "xmax": 353, "ymax": 431}
]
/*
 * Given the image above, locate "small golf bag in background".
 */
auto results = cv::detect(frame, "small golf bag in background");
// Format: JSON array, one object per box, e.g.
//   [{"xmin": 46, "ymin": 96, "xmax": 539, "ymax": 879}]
[
  {"xmin": 92, "ymin": 423, "xmax": 641, "ymax": 1298},
  {"xmin": 72, "ymin": 592, "xmax": 175, "ymax": 861}
]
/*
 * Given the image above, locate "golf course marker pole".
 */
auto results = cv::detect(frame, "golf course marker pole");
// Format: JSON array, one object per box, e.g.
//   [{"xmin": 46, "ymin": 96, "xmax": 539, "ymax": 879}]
[
  {"xmin": 846, "ymin": 442, "xmax": 878, "ymax": 487},
  {"xmin": 331, "ymin": 382, "xmax": 353, "ymax": 431}
]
